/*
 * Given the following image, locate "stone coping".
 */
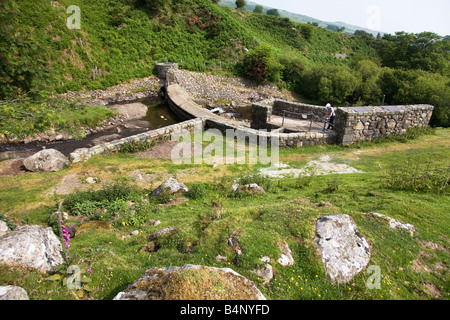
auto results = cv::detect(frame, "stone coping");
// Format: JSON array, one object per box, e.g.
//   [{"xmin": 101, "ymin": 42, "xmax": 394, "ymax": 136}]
[
  {"xmin": 165, "ymin": 82, "xmax": 335, "ymax": 145},
  {"xmin": 69, "ymin": 118, "xmax": 203, "ymax": 163}
]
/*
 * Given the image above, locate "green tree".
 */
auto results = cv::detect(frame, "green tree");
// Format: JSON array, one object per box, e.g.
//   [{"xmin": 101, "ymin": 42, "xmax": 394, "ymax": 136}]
[
  {"xmin": 378, "ymin": 68, "xmax": 449, "ymax": 127},
  {"xmin": 235, "ymin": 0, "xmax": 246, "ymax": 9},
  {"xmin": 278, "ymin": 54, "xmax": 306, "ymax": 89},
  {"xmin": 352, "ymin": 60, "xmax": 382, "ymax": 105},
  {"xmin": 211, "ymin": 0, "xmax": 221, "ymax": 4},
  {"xmin": 242, "ymin": 45, "xmax": 283, "ymax": 83},
  {"xmin": 266, "ymin": 9, "xmax": 280, "ymax": 17},
  {"xmin": 253, "ymin": 5, "xmax": 263, "ymax": 13},
  {"xmin": 299, "ymin": 65, "xmax": 360, "ymax": 105},
  {"xmin": 300, "ymin": 24, "xmax": 314, "ymax": 41},
  {"xmin": 381, "ymin": 32, "xmax": 448, "ymax": 74}
]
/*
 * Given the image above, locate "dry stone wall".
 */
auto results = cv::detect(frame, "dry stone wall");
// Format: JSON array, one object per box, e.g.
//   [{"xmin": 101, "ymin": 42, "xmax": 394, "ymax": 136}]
[
  {"xmin": 155, "ymin": 63, "xmax": 179, "ymax": 80},
  {"xmin": 335, "ymin": 105, "xmax": 434, "ymax": 145},
  {"xmin": 251, "ymin": 99, "xmax": 434, "ymax": 146},
  {"xmin": 272, "ymin": 100, "xmax": 329, "ymax": 119},
  {"xmin": 165, "ymin": 70, "xmax": 334, "ymax": 148},
  {"xmin": 69, "ymin": 119, "xmax": 203, "ymax": 163}
]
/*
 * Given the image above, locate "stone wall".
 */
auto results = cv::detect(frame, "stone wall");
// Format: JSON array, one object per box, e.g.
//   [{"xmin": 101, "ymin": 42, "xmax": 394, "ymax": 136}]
[
  {"xmin": 155, "ymin": 63, "xmax": 179, "ymax": 80},
  {"xmin": 252, "ymin": 99, "xmax": 434, "ymax": 146},
  {"xmin": 164, "ymin": 70, "xmax": 334, "ymax": 148},
  {"xmin": 272, "ymin": 100, "xmax": 329, "ymax": 119},
  {"xmin": 250, "ymin": 100, "xmax": 277, "ymax": 130},
  {"xmin": 163, "ymin": 68, "xmax": 434, "ymax": 148},
  {"xmin": 69, "ymin": 118, "xmax": 203, "ymax": 163},
  {"xmin": 335, "ymin": 105, "xmax": 434, "ymax": 145}
]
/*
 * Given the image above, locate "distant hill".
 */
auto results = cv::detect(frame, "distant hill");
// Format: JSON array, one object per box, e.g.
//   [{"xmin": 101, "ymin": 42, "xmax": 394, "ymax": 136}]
[{"xmin": 219, "ymin": 0, "xmax": 384, "ymax": 36}]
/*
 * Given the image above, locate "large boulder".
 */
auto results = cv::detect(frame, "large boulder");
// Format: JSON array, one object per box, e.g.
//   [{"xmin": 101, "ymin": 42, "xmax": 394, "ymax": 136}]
[
  {"xmin": 113, "ymin": 265, "xmax": 266, "ymax": 300},
  {"xmin": 151, "ymin": 178, "xmax": 188, "ymax": 197},
  {"xmin": 23, "ymin": 149, "xmax": 69, "ymax": 172},
  {"xmin": 0, "ymin": 225, "xmax": 64, "ymax": 272},
  {"xmin": 314, "ymin": 215, "xmax": 371, "ymax": 284},
  {"xmin": 0, "ymin": 286, "xmax": 29, "ymax": 300}
]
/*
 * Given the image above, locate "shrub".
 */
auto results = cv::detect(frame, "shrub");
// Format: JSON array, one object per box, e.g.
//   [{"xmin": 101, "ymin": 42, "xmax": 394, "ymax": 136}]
[
  {"xmin": 299, "ymin": 65, "xmax": 360, "ymax": 105},
  {"xmin": 242, "ymin": 45, "xmax": 283, "ymax": 83},
  {"xmin": 386, "ymin": 154, "xmax": 449, "ymax": 194},
  {"xmin": 119, "ymin": 140, "xmax": 155, "ymax": 153},
  {"xmin": 187, "ymin": 183, "xmax": 210, "ymax": 200}
]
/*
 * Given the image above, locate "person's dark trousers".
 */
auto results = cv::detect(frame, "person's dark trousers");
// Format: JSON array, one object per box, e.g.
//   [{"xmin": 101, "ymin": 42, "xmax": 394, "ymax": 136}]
[{"xmin": 327, "ymin": 116, "xmax": 335, "ymax": 130}]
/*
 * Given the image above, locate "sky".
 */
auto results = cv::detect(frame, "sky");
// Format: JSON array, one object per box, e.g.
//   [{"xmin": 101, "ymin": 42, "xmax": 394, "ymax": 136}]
[{"xmin": 251, "ymin": 0, "xmax": 450, "ymax": 36}]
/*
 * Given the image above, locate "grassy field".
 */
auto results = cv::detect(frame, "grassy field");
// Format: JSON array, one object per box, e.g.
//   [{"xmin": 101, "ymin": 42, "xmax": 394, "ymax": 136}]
[{"xmin": 0, "ymin": 128, "xmax": 448, "ymax": 300}]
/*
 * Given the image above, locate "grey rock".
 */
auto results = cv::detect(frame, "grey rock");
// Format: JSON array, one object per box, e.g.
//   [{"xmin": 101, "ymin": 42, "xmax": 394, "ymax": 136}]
[
  {"xmin": 23, "ymin": 149, "xmax": 69, "ymax": 172},
  {"xmin": 0, "ymin": 286, "xmax": 29, "ymax": 300},
  {"xmin": 0, "ymin": 220, "xmax": 9, "ymax": 237},
  {"xmin": 148, "ymin": 227, "xmax": 179, "ymax": 241},
  {"xmin": 0, "ymin": 225, "xmax": 64, "ymax": 272},
  {"xmin": 85, "ymin": 177, "xmax": 97, "ymax": 184},
  {"xmin": 253, "ymin": 257, "xmax": 273, "ymax": 284},
  {"xmin": 227, "ymin": 230, "xmax": 242, "ymax": 256},
  {"xmin": 233, "ymin": 183, "xmax": 265, "ymax": 194},
  {"xmin": 363, "ymin": 212, "xmax": 415, "ymax": 236},
  {"xmin": 277, "ymin": 243, "xmax": 295, "ymax": 266},
  {"xmin": 215, "ymin": 254, "xmax": 228, "ymax": 262},
  {"xmin": 113, "ymin": 265, "xmax": 266, "ymax": 300},
  {"xmin": 151, "ymin": 178, "xmax": 188, "ymax": 197},
  {"xmin": 315, "ymin": 214, "xmax": 371, "ymax": 284}
]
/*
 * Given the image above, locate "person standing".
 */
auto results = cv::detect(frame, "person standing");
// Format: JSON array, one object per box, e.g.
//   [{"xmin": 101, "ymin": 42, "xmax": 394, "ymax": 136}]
[{"xmin": 326, "ymin": 103, "xmax": 336, "ymax": 130}]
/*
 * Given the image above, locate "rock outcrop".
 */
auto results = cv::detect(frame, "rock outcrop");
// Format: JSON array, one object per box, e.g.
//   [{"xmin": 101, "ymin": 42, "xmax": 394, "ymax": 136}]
[
  {"xmin": 0, "ymin": 286, "xmax": 29, "ymax": 300},
  {"xmin": 315, "ymin": 214, "xmax": 371, "ymax": 284},
  {"xmin": 0, "ymin": 225, "xmax": 64, "ymax": 272},
  {"xmin": 277, "ymin": 242, "xmax": 295, "ymax": 267},
  {"xmin": 363, "ymin": 212, "xmax": 415, "ymax": 236},
  {"xmin": 23, "ymin": 149, "xmax": 69, "ymax": 172},
  {"xmin": 0, "ymin": 220, "xmax": 9, "ymax": 237},
  {"xmin": 232, "ymin": 183, "xmax": 265, "ymax": 194},
  {"xmin": 151, "ymin": 178, "xmax": 188, "ymax": 197},
  {"xmin": 113, "ymin": 265, "xmax": 266, "ymax": 300}
]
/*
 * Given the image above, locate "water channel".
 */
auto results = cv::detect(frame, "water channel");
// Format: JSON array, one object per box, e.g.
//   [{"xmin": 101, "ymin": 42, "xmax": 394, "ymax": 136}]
[{"xmin": 0, "ymin": 96, "xmax": 181, "ymax": 159}]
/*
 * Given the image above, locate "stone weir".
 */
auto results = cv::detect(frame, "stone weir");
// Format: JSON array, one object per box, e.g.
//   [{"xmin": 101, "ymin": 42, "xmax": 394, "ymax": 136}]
[
  {"xmin": 68, "ymin": 64, "xmax": 435, "ymax": 164},
  {"xmin": 164, "ymin": 67, "xmax": 335, "ymax": 148}
]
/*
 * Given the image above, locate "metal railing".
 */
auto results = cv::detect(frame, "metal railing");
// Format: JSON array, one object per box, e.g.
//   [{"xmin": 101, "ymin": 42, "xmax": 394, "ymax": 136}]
[{"xmin": 281, "ymin": 110, "xmax": 329, "ymax": 131}]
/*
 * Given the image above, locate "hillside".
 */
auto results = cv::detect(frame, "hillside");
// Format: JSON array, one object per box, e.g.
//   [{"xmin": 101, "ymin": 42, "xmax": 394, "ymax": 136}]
[
  {"xmin": 219, "ymin": 0, "xmax": 384, "ymax": 36},
  {"xmin": 0, "ymin": 0, "xmax": 449, "ymax": 138},
  {"xmin": 0, "ymin": 0, "xmax": 380, "ymax": 96}
]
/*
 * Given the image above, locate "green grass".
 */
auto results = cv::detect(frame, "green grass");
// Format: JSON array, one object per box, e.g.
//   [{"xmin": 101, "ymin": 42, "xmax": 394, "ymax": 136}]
[
  {"xmin": 59, "ymin": 105, "xmax": 116, "ymax": 129},
  {"xmin": 0, "ymin": 128, "xmax": 448, "ymax": 300}
]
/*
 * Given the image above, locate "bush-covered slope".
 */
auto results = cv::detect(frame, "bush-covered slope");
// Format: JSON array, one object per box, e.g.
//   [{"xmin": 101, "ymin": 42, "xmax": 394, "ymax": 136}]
[
  {"xmin": 0, "ymin": 0, "xmax": 448, "ymax": 130},
  {"xmin": 0, "ymin": 0, "xmax": 380, "ymax": 96}
]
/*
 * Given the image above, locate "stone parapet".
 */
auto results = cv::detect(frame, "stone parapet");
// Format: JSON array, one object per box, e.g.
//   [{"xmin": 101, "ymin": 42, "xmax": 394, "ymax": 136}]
[
  {"xmin": 155, "ymin": 63, "xmax": 179, "ymax": 80},
  {"xmin": 69, "ymin": 118, "xmax": 203, "ymax": 163},
  {"xmin": 335, "ymin": 105, "xmax": 434, "ymax": 145},
  {"xmin": 273, "ymin": 100, "xmax": 329, "ymax": 119}
]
